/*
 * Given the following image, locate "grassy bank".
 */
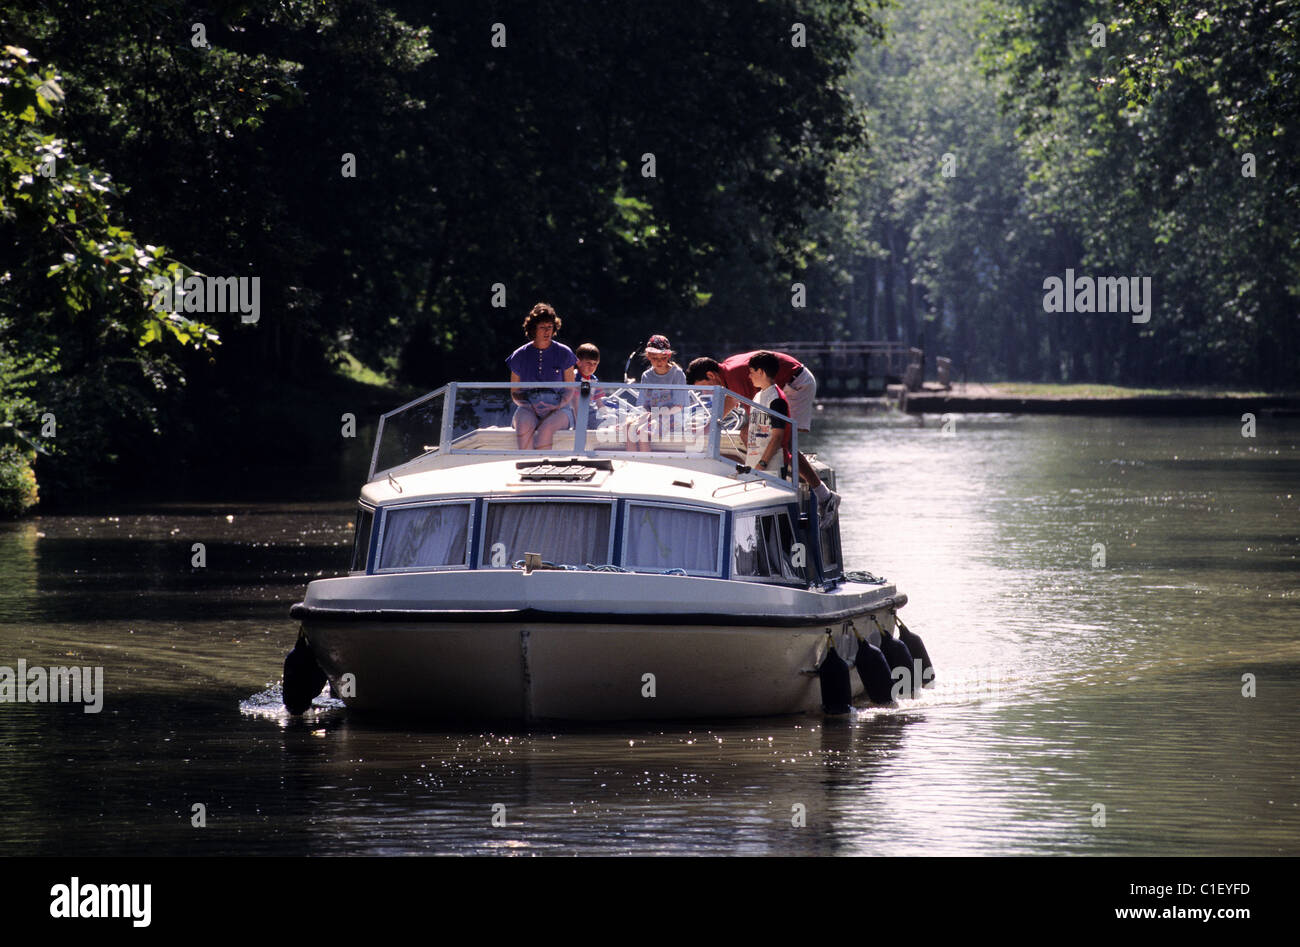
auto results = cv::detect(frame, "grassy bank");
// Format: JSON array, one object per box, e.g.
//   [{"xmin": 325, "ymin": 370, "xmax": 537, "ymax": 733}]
[
  {"xmin": 903, "ymin": 381, "xmax": 1300, "ymax": 416},
  {"xmin": 980, "ymin": 383, "xmax": 1283, "ymax": 399}
]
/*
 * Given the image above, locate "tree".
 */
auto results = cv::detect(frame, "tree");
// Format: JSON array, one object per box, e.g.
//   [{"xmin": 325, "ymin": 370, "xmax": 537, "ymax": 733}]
[{"xmin": 0, "ymin": 44, "xmax": 215, "ymax": 507}]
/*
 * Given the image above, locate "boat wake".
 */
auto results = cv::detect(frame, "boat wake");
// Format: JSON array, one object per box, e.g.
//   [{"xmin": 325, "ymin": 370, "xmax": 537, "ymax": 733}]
[{"xmin": 239, "ymin": 682, "xmax": 345, "ymax": 722}]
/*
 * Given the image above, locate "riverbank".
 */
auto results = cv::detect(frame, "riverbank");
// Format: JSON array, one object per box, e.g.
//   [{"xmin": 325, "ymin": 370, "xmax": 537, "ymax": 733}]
[
  {"xmin": 898, "ymin": 382, "xmax": 1300, "ymax": 416},
  {"xmin": 7, "ymin": 358, "xmax": 417, "ymax": 518}
]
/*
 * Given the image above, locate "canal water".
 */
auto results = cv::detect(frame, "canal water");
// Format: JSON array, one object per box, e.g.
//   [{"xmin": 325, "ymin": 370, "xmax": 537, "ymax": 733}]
[{"xmin": 1, "ymin": 411, "xmax": 1296, "ymax": 855}]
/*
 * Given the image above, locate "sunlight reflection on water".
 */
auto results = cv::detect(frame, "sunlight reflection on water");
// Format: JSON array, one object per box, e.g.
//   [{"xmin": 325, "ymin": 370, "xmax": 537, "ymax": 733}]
[{"xmin": 1, "ymin": 413, "xmax": 1298, "ymax": 855}]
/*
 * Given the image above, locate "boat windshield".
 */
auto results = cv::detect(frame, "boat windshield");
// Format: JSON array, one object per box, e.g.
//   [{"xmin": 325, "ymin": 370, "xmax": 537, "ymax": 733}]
[{"xmin": 368, "ymin": 382, "xmax": 799, "ymax": 488}]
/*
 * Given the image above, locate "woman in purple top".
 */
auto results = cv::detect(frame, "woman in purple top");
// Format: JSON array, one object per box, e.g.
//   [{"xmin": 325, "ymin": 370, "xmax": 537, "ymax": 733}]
[{"xmin": 507, "ymin": 302, "xmax": 577, "ymax": 449}]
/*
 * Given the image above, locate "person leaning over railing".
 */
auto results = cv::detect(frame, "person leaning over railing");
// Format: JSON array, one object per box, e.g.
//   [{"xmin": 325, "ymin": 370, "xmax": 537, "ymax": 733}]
[
  {"xmin": 687, "ymin": 350, "xmax": 840, "ymax": 528},
  {"xmin": 507, "ymin": 302, "xmax": 577, "ymax": 450}
]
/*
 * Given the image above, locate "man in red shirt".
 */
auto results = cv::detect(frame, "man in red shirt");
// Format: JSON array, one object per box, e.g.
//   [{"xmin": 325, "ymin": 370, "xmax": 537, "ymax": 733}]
[{"xmin": 686, "ymin": 351, "xmax": 840, "ymax": 527}]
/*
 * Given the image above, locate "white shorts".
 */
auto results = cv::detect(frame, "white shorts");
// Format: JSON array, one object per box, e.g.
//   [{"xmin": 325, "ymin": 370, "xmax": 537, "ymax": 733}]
[{"xmin": 783, "ymin": 367, "xmax": 816, "ymax": 431}]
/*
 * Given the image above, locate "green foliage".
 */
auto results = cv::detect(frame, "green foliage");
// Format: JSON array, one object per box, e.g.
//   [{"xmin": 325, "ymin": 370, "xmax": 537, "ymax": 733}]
[
  {"xmin": 984, "ymin": 0, "xmax": 1299, "ymax": 385},
  {"xmin": 334, "ymin": 350, "xmax": 393, "ymax": 389},
  {"xmin": 3, "ymin": 0, "xmax": 1291, "ymax": 514},
  {"xmin": 0, "ymin": 43, "xmax": 221, "ymax": 502},
  {"xmin": 0, "ymin": 46, "xmax": 216, "ymax": 350},
  {"xmin": 0, "ymin": 318, "xmax": 43, "ymax": 517},
  {"xmin": 838, "ymin": 0, "xmax": 1298, "ymax": 386},
  {"xmin": 829, "ymin": 0, "xmax": 1056, "ymax": 376},
  {"xmin": 0, "ymin": 332, "xmax": 42, "ymax": 517},
  {"xmin": 0, "ymin": 444, "xmax": 38, "ymax": 517},
  {"xmin": 0, "ymin": 317, "xmax": 48, "ymax": 441},
  {"xmin": 1, "ymin": 0, "xmax": 888, "ymax": 504}
]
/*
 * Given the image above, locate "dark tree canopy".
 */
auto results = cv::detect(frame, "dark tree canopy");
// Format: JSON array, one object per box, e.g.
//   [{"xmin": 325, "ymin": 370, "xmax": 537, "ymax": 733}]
[{"xmin": 1, "ymin": 0, "xmax": 1295, "ymax": 511}]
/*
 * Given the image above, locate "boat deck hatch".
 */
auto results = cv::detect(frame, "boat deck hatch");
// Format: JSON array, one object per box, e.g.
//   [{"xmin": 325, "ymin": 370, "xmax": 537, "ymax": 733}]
[{"xmin": 516, "ymin": 460, "xmax": 611, "ymax": 482}]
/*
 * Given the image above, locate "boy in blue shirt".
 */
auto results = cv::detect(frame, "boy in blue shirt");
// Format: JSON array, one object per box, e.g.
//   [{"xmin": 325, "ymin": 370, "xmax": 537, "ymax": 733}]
[{"xmin": 575, "ymin": 342, "xmax": 605, "ymax": 432}]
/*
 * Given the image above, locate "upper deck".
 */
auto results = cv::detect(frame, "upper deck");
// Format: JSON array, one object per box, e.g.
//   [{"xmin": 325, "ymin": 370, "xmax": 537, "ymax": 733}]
[{"xmin": 369, "ymin": 382, "xmax": 801, "ymax": 492}]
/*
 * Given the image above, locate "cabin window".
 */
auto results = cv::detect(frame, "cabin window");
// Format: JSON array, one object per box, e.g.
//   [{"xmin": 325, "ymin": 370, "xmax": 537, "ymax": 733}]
[
  {"xmin": 350, "ymin": 507, "xmax": 374, "ymax": 572},
  {"xmin": 819, "ymin": 518, "xmax": 842, "ymax": 577},
  {"xmin": 733, "ymin": 510, "xmax": 806, "ymax": 584},
  {"xmin": 377, "ymin": 502, "xmax": 472, "ymax": 571},
  {"xmin": 481, "ymin": 500, "xmax": 612, "ymax": 568},
  {"xmin": 624, "ymin": 503, "xmax": 722, "ymax": 576}
]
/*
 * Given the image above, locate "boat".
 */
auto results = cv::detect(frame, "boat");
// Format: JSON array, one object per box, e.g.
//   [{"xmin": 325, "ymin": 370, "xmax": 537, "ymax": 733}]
[{"xmin": 285, "ymin": 380, "xmax": 931, "ymax": 720}]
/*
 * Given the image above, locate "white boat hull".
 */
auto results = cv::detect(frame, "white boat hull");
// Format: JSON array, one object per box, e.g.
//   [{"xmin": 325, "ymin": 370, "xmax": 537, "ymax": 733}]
[{"xmin": 294, "ymin": 572, "xmax": 906, "ymax": 720}]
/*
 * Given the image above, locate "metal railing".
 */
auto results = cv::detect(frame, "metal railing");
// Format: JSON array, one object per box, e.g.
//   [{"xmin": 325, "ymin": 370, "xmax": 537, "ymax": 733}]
[{"xmin": 368, "ymin": 382, "xmax": 799, "ymax": 493}]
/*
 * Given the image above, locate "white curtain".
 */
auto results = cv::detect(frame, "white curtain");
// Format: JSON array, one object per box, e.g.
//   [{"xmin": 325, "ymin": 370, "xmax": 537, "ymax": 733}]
[
  {"xmin": 484, "ymin": 502, "xmax": 611, "ymax": 566},
  {"xmin": 380, "ymin": 504, "xmax": 470, "ymax": 569},
  {"xmin": 762, "ymin": 514, "xmax": 802, "ymax": 581},
  {"xmin": 733, "ymin": 512, "xmax": 802, "ymax": 581},
  {"xmin": 733, "ymin": 515, "xmax": 768, "ymax": 577},
  {"xmin": 626, "ymin": 506, "xmax": 720, "ymax": 574}
]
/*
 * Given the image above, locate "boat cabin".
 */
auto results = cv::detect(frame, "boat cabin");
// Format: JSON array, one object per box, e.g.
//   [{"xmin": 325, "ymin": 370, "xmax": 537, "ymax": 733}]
[{"xmin": 349, "ymin": 382, "xmax": 845, "ymax": 590}]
